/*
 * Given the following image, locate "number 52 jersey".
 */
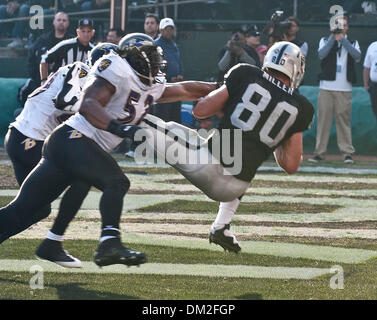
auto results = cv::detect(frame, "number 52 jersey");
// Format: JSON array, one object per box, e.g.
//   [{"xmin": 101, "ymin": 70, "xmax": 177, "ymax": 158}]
[
  {"xmin": 65, "ymin": 52, "xmax": 166, "ymax": 152},
  {"xmin": 220, "ymin": 63, "xmax": 314, "ymax": 182}
]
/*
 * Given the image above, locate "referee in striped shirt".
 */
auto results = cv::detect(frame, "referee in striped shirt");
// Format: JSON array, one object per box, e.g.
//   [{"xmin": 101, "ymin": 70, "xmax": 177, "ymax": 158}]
[{"xmin": 39, "ymin": 18, "xmax": 95, "ymax": 85}]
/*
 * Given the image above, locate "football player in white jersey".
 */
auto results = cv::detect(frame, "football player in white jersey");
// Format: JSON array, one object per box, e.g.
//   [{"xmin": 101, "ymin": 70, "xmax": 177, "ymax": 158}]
[
  {"xmin": 6, "ymin": 60, "xmax": 89, "ymax": 184},
  {"xmin": 0, "ymin": 33, "xmax": 217, "ymax": 268},
  {"xmin": 3, "ymin": 43, "xmax": 118, "ymax": 268}
]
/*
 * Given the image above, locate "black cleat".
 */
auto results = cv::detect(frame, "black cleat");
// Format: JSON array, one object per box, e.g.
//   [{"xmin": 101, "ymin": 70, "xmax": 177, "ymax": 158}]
[
  {"xmin": 209, "ymin": 224, "xmax": 241, "ymax": 253},
  {"xmin": 94, "ymin": 238, "xmax": 147, "ymax": 267},
  {"xmin": 36, "ymin": 239, "xmax": 82, "ymax": 268}
]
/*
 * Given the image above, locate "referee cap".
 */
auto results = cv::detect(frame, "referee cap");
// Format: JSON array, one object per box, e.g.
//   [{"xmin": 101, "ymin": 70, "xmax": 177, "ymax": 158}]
[{"xmin": 78, "ymin": 18, "xmax": 94, "ymax": 29}]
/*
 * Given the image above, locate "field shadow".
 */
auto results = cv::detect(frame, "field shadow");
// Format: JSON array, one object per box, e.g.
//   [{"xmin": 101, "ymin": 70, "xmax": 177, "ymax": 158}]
[
  {"xmin": 55, "ymin": 282, "xmax": 139, "ymax": 300},
  {"xmin": 236, "ymin": 293, "xmax": 263, "ymax": 300},
  {"xmin": 0, "ymin": 277, "xmax": 139, "ymax": 300}
]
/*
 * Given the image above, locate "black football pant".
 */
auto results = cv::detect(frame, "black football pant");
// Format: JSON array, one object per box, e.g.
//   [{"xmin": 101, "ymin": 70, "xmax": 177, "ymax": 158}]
[
  {"xmin": 5, "ymin": 127, "xmax": 44, "ymax": 185},
  {"xmin": 0, "ymin": 125, "xmax": 129, "ymax": 244},
  {"xmin": 4, "ymin": 127, "xmax": 91, "ymax": 237}
]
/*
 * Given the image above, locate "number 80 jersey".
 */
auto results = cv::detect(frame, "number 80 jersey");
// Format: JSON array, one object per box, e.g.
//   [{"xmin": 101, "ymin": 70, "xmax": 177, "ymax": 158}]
[{"xmin": 220, "ymin": 63, "xmax": 314, "ymax": 181}]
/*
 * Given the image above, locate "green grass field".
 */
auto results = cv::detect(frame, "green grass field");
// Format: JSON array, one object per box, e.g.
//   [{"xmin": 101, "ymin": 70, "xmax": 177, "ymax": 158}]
[{"xmin": 1, "ymin": 158, "xmax": 377, "ymax": 301}]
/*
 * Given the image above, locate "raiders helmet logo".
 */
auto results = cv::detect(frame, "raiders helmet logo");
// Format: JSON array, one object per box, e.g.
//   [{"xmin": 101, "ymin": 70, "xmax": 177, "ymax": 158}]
[{"xmin": 97, "ymin": 59, "xmax": 112, "ymax": 72}]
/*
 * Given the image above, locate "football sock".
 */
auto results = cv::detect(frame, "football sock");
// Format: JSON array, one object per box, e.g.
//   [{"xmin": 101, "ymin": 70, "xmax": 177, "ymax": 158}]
[
  {"xmin": 212, "ymin": 198, "xmax": 241, "ymax": 230},
  {"xmin": 46, "ymin": 231, "xmax": 63, "ymax": 242},
  {"xmin": 100, "ymin": 226, "xmax": 120, "ymax": 243}
]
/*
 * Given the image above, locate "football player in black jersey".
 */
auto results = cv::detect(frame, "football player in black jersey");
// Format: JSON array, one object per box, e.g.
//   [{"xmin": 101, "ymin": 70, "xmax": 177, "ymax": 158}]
[
  {"xmin": 195, "ymin": 41, "xmax": 313, "ymax": 252},
  {"xmin": 141, "ymin": 41, "xmax": 313, "ymax": 253}
]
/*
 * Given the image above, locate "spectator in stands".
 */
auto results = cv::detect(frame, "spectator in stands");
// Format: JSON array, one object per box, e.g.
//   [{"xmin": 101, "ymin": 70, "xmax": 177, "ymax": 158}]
[
  {"xmin": 106, "ymin": 28, "xmax": 123, "ymax": 44},
  {"xmin": 153, "ymin": 17, "xmax": 183, "ymax": 123},
  {"xmin": 309, "ymin": 15, "xmax": 361, "ymax": 164},
  {"xmin": 363, "ymin": 40, "xmax": 377, "ymax": 123},
  {"xmin": 244, "ymin": 25, "xmax": 262, "ymax": 68},
  {"xmin": 0, "ymin": 0, "xmax": 30, "ymax": 48},
  {"xmin": 144, "ymin": 13, "xmax": 159, "ymax": 40},
  {"xmin": 216, "ymin": 28, "xmax": 257, "ymax": 82},
  {"xmin": 28, "ymin": 12, "xmax": 70, "ymax": 85},
  {"xmin": 284, "ymin": 16, "xmax": 308, "ymax": 57},
  {"xmin": 39, "ymin": 18, "xmax": 95, "ymax": 85},
  {"xmin": 16, "ymin": 12, "xmax": 72, "ymax": 110}
]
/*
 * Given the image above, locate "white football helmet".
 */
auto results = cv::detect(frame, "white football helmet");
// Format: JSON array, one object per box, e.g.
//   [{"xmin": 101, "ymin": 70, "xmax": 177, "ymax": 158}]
[{"xmin": 262, "ymin": 41, "xmax": 305, "ymax": 89}]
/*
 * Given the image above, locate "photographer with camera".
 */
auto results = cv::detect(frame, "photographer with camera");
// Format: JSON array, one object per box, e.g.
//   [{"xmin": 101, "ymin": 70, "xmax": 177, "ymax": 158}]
[
  {"xmin": 285, "ymin": 16, "xmax": 308, "ymax": 57},
  {"xmin": 264, "ymin": 12, "xmax": 308, "ymax": 57},
  {"xmin": 217, "ymin": 29, "xmax": 258, "ymax": 81},
  {"xmin": 309, "ymin": 15, "xmax": 361, "ymax": 164},
  {"xmin": 264, "ymin": 11, "xmax": 290, "ymax": 48}
]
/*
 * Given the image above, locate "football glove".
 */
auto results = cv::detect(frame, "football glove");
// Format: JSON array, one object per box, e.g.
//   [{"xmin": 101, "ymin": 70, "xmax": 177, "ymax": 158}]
[{"xmin": 107, "ymin": 119, "xmax": 141, "ymax": 140}]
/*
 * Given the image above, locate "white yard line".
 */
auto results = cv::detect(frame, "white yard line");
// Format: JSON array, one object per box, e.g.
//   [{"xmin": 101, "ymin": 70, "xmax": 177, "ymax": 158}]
[
  {"xmin": 2, "ymin": 190, "xmax": 377, "ymax": 212},
  {"xmin": 259, "ymin": 166, "xmax": 377, "ymax": 175},
  {"xmin": 0, "ymin": 259, "xmax": 332, "ymax": 279},
  {"xmin": 116, "ymin": 161, "xmax": 377, "ymax": 175},
  {"xmin": 17, "ymin": 220, "xmax": 377, "ymax": 242}
]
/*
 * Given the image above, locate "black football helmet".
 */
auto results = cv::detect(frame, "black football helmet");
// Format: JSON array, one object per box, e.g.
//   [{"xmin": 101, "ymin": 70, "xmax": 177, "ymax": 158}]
[
  {"xmin": 88, "ymin": 42, "xmax": 118, "ymax": 67},
  {"xmin": 118, "ymin": 33, "xmax": 166, "ymax": 86}
]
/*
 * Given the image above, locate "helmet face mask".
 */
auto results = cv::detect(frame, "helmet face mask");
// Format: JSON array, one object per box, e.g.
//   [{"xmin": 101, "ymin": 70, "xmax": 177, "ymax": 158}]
[
  {"xmin": 262, "ymin": 41, "xmax": 305, "ymax": 89},
  {"xmin": 118, "ymin": 33, "xmax": 166, "ymax": 86}
]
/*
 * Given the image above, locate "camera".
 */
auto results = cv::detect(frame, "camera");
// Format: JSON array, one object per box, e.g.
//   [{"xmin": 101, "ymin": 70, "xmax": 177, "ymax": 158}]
[
  {"xmin": 229, "ymin": 32, "xmax": 243, "ymax": 53},
  {"xmin": 330, "ymin": 17, "xmax": 345, "ymax": 34},
  {"xmin": 230, "ymin": 33, "xmax": 242, "ymax": 46},
  {"xmin": 264, "ymin": 10, "xmax": 292, "ymax": 42},
  {"xmin": 331, "ymin": 28, "xmax": 343, "ymax": 34}
]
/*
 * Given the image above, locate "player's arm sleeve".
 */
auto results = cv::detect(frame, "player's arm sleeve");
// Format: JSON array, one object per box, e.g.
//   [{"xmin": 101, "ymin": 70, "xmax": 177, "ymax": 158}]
[
  {"xmin": 224, "ymin": 63, "xmax": 254, "ymax": 95},
  {"xmin": 294, "ymin": 95, "xmax": 315, "ymax": 132}
]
